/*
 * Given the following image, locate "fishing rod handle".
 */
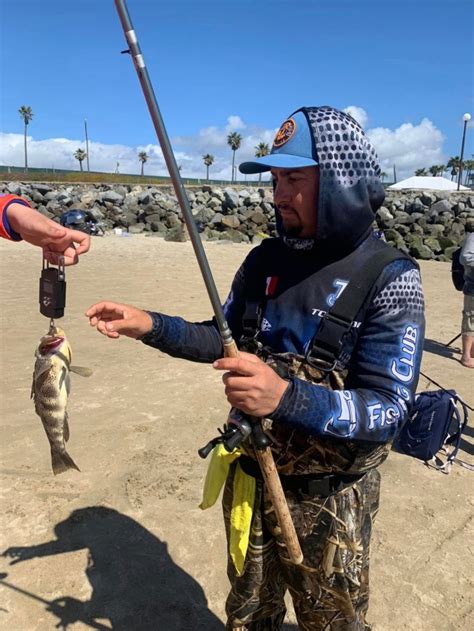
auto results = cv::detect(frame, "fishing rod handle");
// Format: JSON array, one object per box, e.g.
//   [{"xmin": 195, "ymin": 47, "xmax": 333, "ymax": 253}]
[
  {"xmin": 223, "ymin": 342, "xmax": 304, "ymax": 564},
  {"xmin": 254, "ymin": 448, "xmax": 303, "ymax": 564},
  {"xmin": 223, "ymin": 339, "xmax": 240, "ymax": 358}
]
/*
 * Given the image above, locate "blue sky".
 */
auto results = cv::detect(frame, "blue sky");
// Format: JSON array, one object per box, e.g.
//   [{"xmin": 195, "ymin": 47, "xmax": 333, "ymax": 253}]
[{"xmin": 1, "ymin": 0, "xmax": 473, "ymax": 181}]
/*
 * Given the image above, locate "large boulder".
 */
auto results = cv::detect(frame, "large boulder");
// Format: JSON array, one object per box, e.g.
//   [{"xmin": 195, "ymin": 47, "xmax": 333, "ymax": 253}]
[
  {"xmin": 222, "ymin": 215, "xmax": 241, "ymax": 229},
  {"xmin": 429, "ymin": 199, "xmax": 452, "ymax": 216},
  {"xmin": 376, "ymin": 207, "xmax": 394, "ymax": 229},
  {"xmin": 406, "ymin": 235, "xmax": 434, "ymax": 259},
  {"xmin": 423, "ymin": 237, "xmax": 442, "ymax": 254},
  {"xmin": 6, "ymin": 182, "xmax": 23, "ymax": 195},
  {"xmin": 31, "ymin": 183, "xmax": 53, "ymax": 196},
  {"xmin": 223, "ymin": 188, "xmax": 240, "ymax": 210},
  {"xmin": 393, "ymin": 211, "xmax": 413, "ymax": 225},
  {"xmin": 165, "ymin": 214, "xmax": 181, "ymax": 229},
  {"xmin": 129, "ymin": 223, "xmax": 146, "ymax": 234},
  {"xmin": 165, "ymin": 226, "xmax": 187, "ymax": 242},
  {"xmin": 250, "ymin": 210, "xmax": 267, "ymax": 225},
  {"xmin": 193, "ymin": 206, "xmax": 215, "ymax": 225},
  {"xmin": 101, "ymin": 190, "xmax": 124, "ymax": 204}
]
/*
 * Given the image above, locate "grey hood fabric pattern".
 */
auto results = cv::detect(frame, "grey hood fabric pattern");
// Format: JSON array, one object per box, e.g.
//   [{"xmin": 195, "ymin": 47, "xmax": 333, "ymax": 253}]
[{"xmin": 279, "ymin": 106, "xmax": 385, "ymax": 250}]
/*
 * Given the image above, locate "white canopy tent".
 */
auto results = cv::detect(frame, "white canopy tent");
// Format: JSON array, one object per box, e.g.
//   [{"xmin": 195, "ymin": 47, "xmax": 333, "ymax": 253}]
[{"xmin": 387, "ymin": 176, "xmax": 469, "ymax": 191}]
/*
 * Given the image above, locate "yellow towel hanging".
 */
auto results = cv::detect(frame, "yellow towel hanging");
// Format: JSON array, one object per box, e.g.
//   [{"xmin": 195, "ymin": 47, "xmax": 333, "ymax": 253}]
[{"xmin": 200, "ymin": 444, "xmax": 256, "ymax": 575}]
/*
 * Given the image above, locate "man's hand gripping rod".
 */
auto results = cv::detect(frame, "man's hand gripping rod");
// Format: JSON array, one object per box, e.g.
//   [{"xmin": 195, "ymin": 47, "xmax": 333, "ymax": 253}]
[{"xmin": 114, "ymin": 0, "xmax": 302, "ymax": 565}]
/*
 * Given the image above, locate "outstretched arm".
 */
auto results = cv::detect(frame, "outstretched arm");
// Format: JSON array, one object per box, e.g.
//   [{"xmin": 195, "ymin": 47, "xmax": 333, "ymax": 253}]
[
  {"xmin": 3, "ymin": 538, "xmax": 82, "ymax": 564},
  {"xmin": 1, "ymin": 195, "xmax": 90, "ymax": 265},
  {"xmin": 86, "ymin": 258, "xmax": 250, "ymax": 363}
]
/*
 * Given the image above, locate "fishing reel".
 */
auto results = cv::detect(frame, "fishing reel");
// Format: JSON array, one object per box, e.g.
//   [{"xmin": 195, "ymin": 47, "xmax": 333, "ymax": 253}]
[{"xmin": 198, "ymin": 410, "xmax": 271, "ymax": 459}]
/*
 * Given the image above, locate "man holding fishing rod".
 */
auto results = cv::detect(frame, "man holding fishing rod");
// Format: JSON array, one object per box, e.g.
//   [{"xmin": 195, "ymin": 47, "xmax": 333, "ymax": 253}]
[{"xmin": 86, "ymin": 104, "xmax": 425, "ymax": 629}]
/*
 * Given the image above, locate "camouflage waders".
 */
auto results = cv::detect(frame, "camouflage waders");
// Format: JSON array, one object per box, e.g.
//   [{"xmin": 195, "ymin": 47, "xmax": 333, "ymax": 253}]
[{"xmin": 223, "ymin": 351, "xmax": 390, "ymax": 630}]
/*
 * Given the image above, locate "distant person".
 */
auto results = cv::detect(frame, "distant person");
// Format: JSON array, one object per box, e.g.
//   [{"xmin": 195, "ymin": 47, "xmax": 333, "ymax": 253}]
[
  {"xmin": 86, "ymin": 106, "xmax": 425, "ymax": 629},
  {"xmin": 0, "ymin": 194, "xmax": 90, "ymax": 265},
  {"xmin": 460, "ymin": 231, "xmax": 474, "ymax": 368}
]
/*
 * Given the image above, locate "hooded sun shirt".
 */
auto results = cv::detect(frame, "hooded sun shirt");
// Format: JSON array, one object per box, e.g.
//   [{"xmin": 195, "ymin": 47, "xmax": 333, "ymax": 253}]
[
  {"xmin": 301, "ymin": 106, "xmax": 385, "ymax": 248},
  {"xmin": 240, "ymin": 106, "xmax": 385, "ymax": 251},
  {"xmin": 141, "ymin": 106, "xmax": 425, "ymax": 445}
]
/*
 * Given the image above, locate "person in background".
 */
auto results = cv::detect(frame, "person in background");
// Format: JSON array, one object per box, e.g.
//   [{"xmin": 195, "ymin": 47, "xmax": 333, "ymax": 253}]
[
  {"xmin": 460, "ymin": 230, "xmax": 474, "ymax": 368},
  {"xmin": 0, "ymin": 193, "xmax": 90, "ymax": 265}
]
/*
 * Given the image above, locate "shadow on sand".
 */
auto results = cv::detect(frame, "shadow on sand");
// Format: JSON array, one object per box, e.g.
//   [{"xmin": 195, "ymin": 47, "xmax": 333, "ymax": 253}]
[
  {"xmin": 423, "ymin": 338, "xmax": 461, "ymax": 360},
  {"xmin": 2, "ymin": 506, "xmax": 224, "ymax": 630},
  {"xmin": 459, "ymin": 422, "xmax": 474, "ymax": 458}
]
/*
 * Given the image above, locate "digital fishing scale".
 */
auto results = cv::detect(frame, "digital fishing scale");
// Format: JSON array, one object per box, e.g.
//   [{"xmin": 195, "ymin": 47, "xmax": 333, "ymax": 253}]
[{"xmin": 39, "ymin": 256, "xmax": 66, "ymax": 329}]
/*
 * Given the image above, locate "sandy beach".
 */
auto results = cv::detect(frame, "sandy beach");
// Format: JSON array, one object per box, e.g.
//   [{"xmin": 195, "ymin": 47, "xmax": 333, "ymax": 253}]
[{"xmin": 0, "ymin": 234, "xmax": 473, "ymax": 630}]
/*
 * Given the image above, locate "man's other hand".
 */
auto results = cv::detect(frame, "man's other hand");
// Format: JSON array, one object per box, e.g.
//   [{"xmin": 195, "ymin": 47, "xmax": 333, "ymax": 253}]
[
  {"xmin": 213, "ymin": 351, "xmax": 289, "ymax": 417},
  {"xmin": 85, "ymin": 301, "xmax": 153, "ymax": 339}
]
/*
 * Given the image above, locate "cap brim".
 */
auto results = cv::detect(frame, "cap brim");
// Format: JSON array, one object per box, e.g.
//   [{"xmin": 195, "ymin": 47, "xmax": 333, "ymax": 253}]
[{"xmin": 239, "ymin": 154, "xmax": 318, "ymax": 174}]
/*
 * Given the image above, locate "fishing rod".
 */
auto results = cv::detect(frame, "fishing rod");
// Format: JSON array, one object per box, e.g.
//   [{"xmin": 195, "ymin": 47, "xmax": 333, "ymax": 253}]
[{"xmin": 114, "ymin": 0, "xmax": 303, "ymax": 564}]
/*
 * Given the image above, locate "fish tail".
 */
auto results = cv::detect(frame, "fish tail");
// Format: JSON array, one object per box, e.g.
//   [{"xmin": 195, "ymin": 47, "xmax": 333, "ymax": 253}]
[{"xmin": 51, "ymin": 448, "xmax": 80, "ymax": 475}]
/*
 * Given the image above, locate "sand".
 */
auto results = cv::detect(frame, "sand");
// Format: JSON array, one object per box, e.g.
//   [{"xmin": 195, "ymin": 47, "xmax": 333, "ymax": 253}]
[{"xmin": 0, "ymin": 234, "xmax": 473, "ymax": 630}]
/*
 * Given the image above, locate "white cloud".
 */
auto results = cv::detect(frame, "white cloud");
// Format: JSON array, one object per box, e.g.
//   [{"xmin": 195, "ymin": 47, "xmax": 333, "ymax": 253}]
[
  {"xmin": 367, "ymin": 117, "xmax": 445, "ymax": 179},
  {"xmin": 343, "ymin": 106, "xmax": 368, "ymax": 129},
  {"xmin": 0, "ymin": 133, "xmax": 162, "ymax": 176},
  {"xmin": 0, "ymin": 109, "xmax": 446, "ymax": 183},
  {"xmin": 225, "ymin": 115, "xmax": 246, "ymax": 132}
]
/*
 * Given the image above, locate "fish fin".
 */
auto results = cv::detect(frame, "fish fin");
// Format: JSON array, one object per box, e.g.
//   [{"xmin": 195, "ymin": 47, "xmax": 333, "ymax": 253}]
[
  {"xmin": 70, "ymin": 366, "xmax": 93, "ymax": 377},
  {"xmin": 65, "ymin": 371, "xmax": 71, "ymax": 397},
  {"xmin": 58, "ymin": 366, "xmax": 68, "ymax": 391},
  {"xmin": 51, "ymin": 448, "xmax": 80, "ymax": 475},
  {"xmin": 63, "ymin": 413, "xmax": 70, "ymax": 442}
]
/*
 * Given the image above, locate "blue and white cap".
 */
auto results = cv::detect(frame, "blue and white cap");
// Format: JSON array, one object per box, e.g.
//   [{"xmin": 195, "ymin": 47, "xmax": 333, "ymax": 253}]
[{"xmin": 239, "ymin": 110, "xmax": 319, "ymax": 174}]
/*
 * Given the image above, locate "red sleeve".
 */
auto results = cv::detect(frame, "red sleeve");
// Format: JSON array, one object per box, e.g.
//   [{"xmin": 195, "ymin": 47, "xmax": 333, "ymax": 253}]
[{"xmin": 0, "ymin": 194, "xmax": 32, "ymax": 241}]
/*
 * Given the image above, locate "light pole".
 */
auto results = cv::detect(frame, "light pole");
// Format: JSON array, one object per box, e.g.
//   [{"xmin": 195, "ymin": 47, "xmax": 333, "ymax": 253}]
[
  {"xmin": 84, "ymin": 119, "xmax": 90, "ymax": 172},
  {"xmin": 457, "ymin": 112, "xmax": 471, "ymax": 191}
]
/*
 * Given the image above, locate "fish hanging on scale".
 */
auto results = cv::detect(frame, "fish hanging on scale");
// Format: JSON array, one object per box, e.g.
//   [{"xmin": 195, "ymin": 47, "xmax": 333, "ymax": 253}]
[{"xmin": 31, "ymin": 323, "xmax": 92, "ymax": 475}]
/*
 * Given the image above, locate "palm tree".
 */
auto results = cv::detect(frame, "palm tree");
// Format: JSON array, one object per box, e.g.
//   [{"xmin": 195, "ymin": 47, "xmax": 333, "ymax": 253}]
[
  {"xmin": 18, "ymin": 105, "xmax": 33, "ymax": 172},
  {"xmin": 429, "ymin": 165, "xmax": 444, "ymax": 177},
  {"xmin": 415, "ymin": 168, "xmax": 428, "ymax": 176},
  {"xmin": 447, "ymin": 156, "xmax": 461, "ymax": 180},
  {"xmin": 202, "ymin": 153, "xmax": 215, "ymax": 181},
  {"xmin": 74, "ymin": 148, "xmax": 87, "ymax": 172},
  {"xmin": 227, "ymin": 132, "xmax": 242, "ymax": 183},
  {"xmin": 380, "ymin": 171, "xmax": 387, "ymax": 182},
  {"xmin": 254, "ymin": 142, "xmax": 270, "ymax": 184},
  {"xmin": 138, "ymin": 150, "xmax": 148, "ymax": 176}
]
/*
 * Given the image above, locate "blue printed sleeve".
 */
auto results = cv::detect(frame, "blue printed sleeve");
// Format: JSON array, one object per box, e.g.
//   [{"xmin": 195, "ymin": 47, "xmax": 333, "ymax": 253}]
[{"xmin": 270, "ymin": 261, "xmax": 425, "ymax": 443}]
